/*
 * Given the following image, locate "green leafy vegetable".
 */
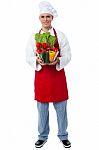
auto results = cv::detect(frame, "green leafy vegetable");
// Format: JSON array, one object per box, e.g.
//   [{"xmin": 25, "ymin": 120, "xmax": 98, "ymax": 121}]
[{"xmin": 35, "ymin": 32, "xmax": 56, "ymax": 47}]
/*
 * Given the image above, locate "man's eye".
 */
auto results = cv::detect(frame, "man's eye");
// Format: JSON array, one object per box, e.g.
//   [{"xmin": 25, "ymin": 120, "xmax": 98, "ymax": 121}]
[
  {"xmin": 47, "ymin": 16, "xmax": 51, "ymax": 18},
  {"xmin": 41, "ymin": 16, "xmax": 44, "ymax": 18}
]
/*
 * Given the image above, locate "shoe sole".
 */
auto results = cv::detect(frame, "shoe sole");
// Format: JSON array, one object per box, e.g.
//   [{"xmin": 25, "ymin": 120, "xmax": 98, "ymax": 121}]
[
  {"xmin": 63, "ymin": 144, "xmax": 71, "ymax": 148},
  {"xmin": 35, "ymin": 140, "xmax": 47, "ymax": 148}
]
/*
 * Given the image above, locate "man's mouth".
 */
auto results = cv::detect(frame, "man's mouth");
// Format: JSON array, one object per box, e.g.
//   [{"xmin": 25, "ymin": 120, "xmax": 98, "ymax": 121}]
[{"xmin": 43, "ymin": 22, "xmax": 49, "ymax": 24}]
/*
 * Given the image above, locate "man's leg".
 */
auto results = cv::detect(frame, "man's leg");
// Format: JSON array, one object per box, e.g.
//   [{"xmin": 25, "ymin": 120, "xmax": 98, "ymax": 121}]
[
  {"xmin": 53, "ymin": 100, "xmax": 68, "ymax": 141},
  {"xmin": 37, "ymin": 102, "xmax": 50, "ymax": 140}
]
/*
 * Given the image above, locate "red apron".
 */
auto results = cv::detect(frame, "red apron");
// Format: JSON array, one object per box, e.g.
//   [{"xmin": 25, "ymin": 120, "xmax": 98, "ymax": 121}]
[{"xmin": 34, "ymin": 29, "xmax": 69, "ymax": 102}]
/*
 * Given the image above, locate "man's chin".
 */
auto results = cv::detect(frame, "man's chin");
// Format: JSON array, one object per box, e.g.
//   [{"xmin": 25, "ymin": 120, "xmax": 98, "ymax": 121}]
[{"xmin": 43, "ymin": 24, "xmax": 50, "ymax": 28}]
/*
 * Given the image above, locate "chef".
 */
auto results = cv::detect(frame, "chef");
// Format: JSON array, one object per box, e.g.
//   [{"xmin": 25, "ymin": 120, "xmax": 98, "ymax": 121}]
[{"xmin": 26, "ymin": 1, "xmax": 71, "ymax": 148}]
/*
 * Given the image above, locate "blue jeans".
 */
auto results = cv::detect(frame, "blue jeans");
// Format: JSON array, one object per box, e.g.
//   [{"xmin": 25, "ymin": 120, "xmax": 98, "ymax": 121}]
[{"xmin": 37, "ymin": 100, "xmax": 68, "ymax": 141}]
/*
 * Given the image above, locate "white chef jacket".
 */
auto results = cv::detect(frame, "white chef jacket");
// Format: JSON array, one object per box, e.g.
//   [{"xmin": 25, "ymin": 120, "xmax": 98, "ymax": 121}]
[{"xmin": 26, "ymin": 28, "xmax": 71, "ymax": 71}]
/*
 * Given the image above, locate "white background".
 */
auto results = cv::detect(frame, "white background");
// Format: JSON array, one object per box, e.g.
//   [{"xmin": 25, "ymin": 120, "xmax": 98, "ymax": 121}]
[{"xmin": 0, "ymin": 0, "xmax": 99, "ymax": 150}]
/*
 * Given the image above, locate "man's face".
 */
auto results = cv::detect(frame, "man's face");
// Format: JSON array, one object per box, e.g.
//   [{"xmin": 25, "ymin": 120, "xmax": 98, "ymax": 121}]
[{"xmin": 39, "ymin": 13, "xmax": 53, "ymax": 28}]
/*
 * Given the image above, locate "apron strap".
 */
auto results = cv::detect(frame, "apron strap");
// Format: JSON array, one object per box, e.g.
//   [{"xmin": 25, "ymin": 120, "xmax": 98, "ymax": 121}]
[{"xmin": 53, "ymin": 28, "xmax": 61, "ymax": 57}]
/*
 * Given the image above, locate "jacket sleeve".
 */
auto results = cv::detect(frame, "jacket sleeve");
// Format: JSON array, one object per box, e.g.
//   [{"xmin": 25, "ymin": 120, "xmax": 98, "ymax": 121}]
[
  {"xmin": 26, "ymin": 34, "xmax": 42, "ymax": 71},
  {"xmin": 56, "ymin": 32, "xmax": 71, "ymax": 71}
]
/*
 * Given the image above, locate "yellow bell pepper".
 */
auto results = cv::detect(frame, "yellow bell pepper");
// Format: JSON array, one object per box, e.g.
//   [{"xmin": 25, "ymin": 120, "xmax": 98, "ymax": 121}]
[{"xmin": 49, "ymin": 50, "xmax": 56, "ymax": 62}]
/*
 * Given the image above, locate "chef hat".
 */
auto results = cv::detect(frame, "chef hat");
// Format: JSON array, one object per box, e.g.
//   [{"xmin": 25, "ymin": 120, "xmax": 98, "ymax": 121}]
[{"xmin": 39, "ymin": 1, "xmax": 58, "ymax": 18}]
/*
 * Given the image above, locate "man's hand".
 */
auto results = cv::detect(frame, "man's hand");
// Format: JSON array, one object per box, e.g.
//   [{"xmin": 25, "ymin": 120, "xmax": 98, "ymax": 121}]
[
  {"xmin": 36, "ymin": 57, "xmax": 60, "ymax": 66},
  {"xmin": 36, "ymin": 56, "xmax": 47, "ymax": 66},
  {"xmin": 48, "ymin": 58, "xmax": 60, "ymax": 65}
]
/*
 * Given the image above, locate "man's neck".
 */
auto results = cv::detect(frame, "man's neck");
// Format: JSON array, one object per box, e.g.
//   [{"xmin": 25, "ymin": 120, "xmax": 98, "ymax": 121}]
[{"xmin": 41, "ymin": 26, "xmax": 52, "ymax": 32}]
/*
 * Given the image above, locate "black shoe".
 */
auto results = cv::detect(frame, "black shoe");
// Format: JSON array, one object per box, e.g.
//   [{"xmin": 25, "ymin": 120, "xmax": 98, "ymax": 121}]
[
  {"xmin": 35, "ymin": 140, "xmax": 47, "ymax": 148},
  {"xmin": 61, "ymin": 139, "xmax": 71, "ymax": 148}
]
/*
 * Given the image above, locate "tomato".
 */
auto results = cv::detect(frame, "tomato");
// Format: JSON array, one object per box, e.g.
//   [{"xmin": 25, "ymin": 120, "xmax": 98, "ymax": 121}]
[
  {"xmin": 53, "ymin": 48, "xmax": 58, "ymax": 52},
  {"xmin": 36, "ymin": 42, "xmax": 41, "ymax": 48},
  {"xmin": 42, "ymin": 49, "xmax": 46, "ymax": 52},
  {"xmin": 42, "ymin": 43, "xmax": 47, "ymax": 49}
]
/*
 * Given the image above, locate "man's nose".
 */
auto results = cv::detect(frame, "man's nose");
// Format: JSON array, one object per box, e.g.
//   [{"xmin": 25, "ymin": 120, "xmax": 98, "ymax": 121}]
[{"xmin": 44, "ymin": 17, "xmax": 47, "ymax": 21}]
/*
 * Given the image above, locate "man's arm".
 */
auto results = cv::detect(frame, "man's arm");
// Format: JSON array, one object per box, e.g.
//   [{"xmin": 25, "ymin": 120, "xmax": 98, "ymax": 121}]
[
  {"xmin": 56, "ymin": 32, "xmax": 71, "ymax": 71},
  {"xmin": 26, "ymin": 34, "xmax": 42, "ymax": 71}
]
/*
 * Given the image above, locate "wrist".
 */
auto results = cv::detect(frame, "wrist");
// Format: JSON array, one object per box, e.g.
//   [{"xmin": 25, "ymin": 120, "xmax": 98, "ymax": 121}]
[{"xmin": 56, "ymin": 57, "xmax": 60, "ymax": 63}]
